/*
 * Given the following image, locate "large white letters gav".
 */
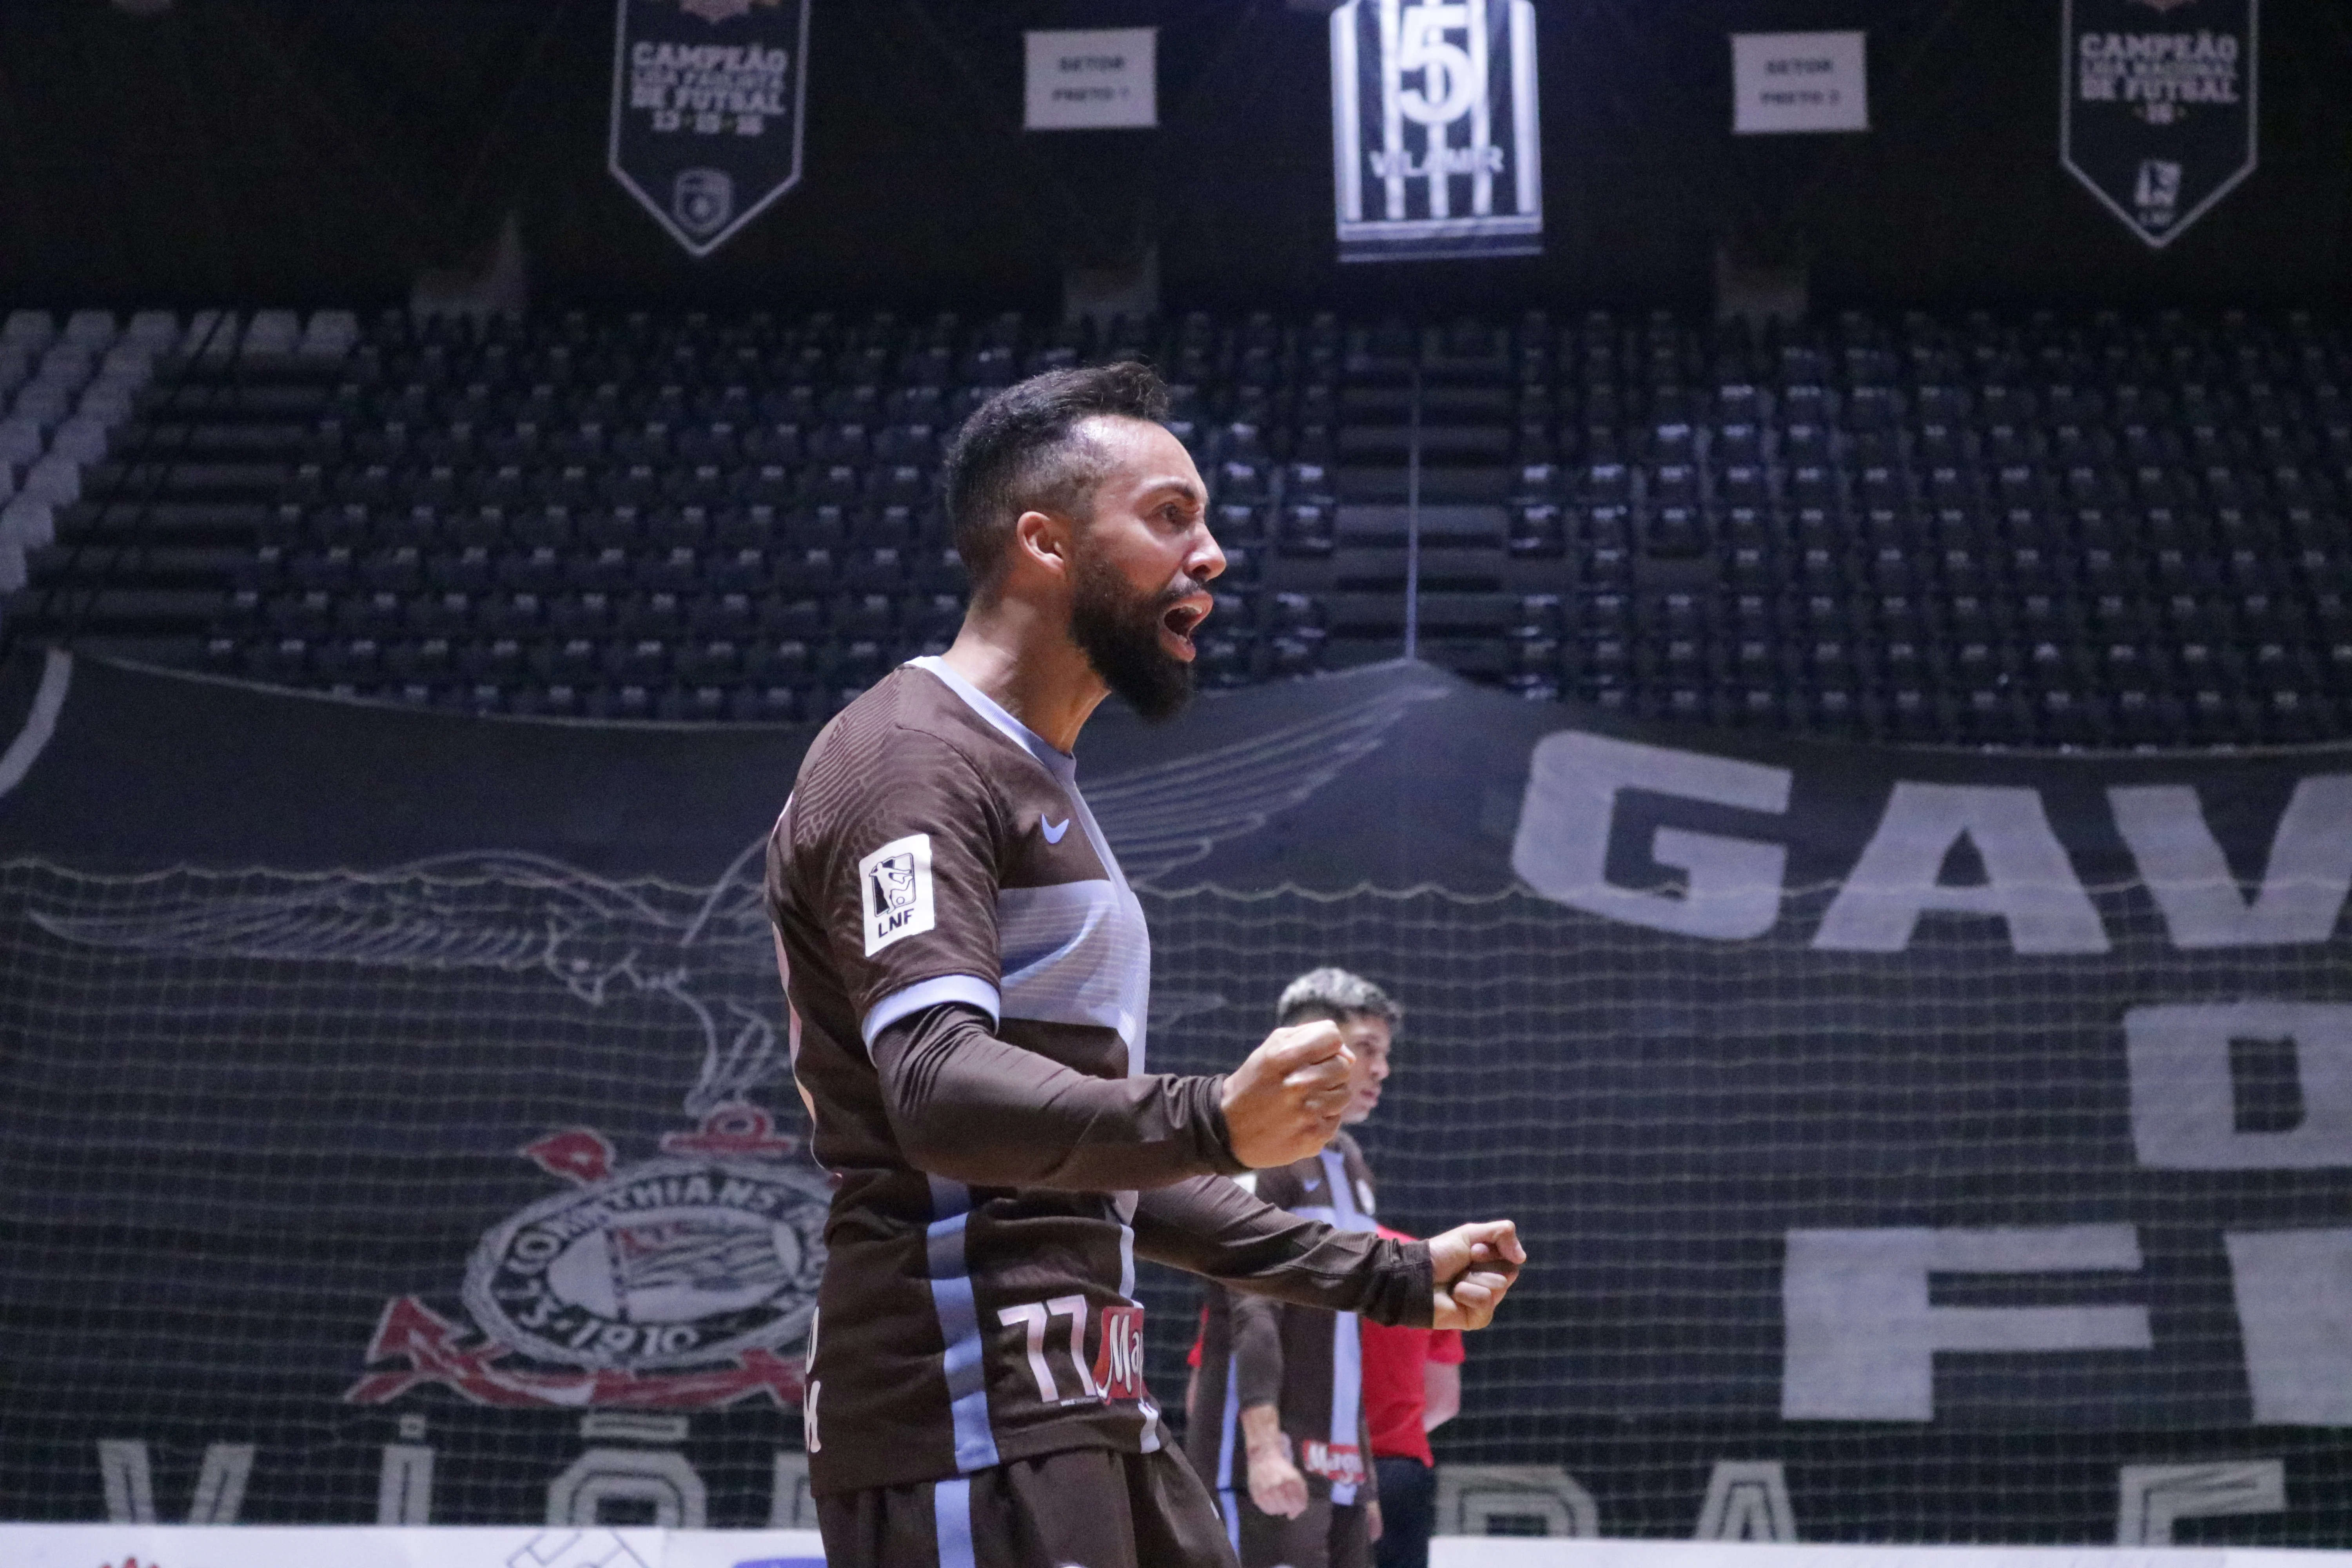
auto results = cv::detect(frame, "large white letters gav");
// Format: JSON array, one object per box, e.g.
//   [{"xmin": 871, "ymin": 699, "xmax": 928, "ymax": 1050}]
[
  {"xmin": 1511, "ymin": 731, "xmax": 1791, "ymax": 940},
  {"xmin": 1813, "ymin": 782, "xmax": 2108, "ymax": 954},
  {"xmin": 2109, "ymin": 777, "xmax": 2352, "ymax": 948}
]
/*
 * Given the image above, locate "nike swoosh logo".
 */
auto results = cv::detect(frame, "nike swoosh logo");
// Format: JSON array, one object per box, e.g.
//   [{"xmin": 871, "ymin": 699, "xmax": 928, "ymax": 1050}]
[{"xmin": 1042, "ymin": 816, "xmax": 1071, "ymax": 844}]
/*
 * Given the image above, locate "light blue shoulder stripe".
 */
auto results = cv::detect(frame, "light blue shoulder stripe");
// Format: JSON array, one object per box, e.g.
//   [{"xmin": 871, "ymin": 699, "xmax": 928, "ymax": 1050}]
[
  {"xmin": 907, "ymin": 656, "xmax": 1073, "ymax": 780},
  {"xmin": 862, "ymin": 974, "xmax": 1002, "ymax": 1048}
]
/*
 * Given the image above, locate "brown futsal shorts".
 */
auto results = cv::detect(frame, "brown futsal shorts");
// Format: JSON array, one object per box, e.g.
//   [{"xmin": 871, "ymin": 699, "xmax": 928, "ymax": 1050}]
[
  {"xmin": 816, "ymin": 1444, "xmax": 1240, "ymax": 1568},
  {"xmin": 1225, "ymin": 1484, "xmax": 1374, "ymax": 1568}
]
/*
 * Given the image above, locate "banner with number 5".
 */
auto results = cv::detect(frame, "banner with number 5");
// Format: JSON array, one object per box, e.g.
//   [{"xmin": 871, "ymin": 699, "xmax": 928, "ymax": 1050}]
[{"xmin": 1330, "ymin": 0, "xmax": 1544, "ymax": 263}]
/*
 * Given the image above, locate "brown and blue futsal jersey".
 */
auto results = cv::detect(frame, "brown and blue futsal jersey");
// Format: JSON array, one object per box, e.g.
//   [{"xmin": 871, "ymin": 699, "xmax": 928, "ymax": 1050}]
[
  {"xmin": 1190, "ymin": 1133, "xmax": 1383, "ymax": 1535},
  {"xmin": 766, "ymin": 658, "xmax": 1434, "ymax": 1507}
]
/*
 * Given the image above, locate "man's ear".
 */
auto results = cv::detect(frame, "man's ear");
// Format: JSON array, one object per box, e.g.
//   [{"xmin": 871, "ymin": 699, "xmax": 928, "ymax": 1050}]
[{"xmin": 1011, "ymin": 508, "xmax": 1075, "ymax": 582}]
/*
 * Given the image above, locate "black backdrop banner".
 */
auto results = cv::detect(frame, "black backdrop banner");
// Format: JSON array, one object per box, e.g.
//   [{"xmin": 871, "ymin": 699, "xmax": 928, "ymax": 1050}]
[
  {"xmin": 2, "ymin": 652, "xmax": 2351, "ymax": 1539},
  {"xmin": 2062, "ymin": 0, "xmax": 2258, "ymax": 249},
  {"xmin": 610, "ymin": 0, "xmax": 812, "ymax": 258}
]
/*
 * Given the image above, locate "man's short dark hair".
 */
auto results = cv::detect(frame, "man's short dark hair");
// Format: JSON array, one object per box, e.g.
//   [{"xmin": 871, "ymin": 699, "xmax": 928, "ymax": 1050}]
[
  {"xmin": 941, "ymin": 361, "xmax": 1171, "ymax": 593},
  {"xmin": 1276, "ymin": 967, "xmax": 1402, "ymax": 1030}
]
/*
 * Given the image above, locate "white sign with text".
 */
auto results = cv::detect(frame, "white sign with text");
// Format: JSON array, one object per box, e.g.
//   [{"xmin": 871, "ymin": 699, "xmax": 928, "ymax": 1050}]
[
  {"xmin": 1732, "ymin": 31, "xmax": 1869, "ymax": 134},
  {"xmin": 1024, "ymin": 28, "xmax": 1157, "ymax": 130}
]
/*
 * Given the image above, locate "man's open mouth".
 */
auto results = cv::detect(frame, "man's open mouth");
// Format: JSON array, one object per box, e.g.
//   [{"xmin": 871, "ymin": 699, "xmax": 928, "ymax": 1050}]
[{"xmin": 1160, "ymin": 595, "xmax": 1210, "ymax": 655}]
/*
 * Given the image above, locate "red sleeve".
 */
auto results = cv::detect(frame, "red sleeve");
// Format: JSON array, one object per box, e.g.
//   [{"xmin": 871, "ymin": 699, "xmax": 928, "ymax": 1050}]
[{"xmin": 1374, "ymin": 1224, "xmax": 1463, "ymax": 1362}]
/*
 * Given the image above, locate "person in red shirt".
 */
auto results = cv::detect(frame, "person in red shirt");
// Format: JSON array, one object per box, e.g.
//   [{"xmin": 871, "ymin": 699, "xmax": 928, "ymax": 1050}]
[{"xmin": 1360, "ymin": 1223, "xmax": 1466, "ymax": 1568}]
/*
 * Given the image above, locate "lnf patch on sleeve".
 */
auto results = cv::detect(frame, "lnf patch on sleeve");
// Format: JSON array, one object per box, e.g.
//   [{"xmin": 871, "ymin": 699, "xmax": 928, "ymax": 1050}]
[{"xmin": 858, "ymin": 833, "xmax": 936, "ymax": 955}]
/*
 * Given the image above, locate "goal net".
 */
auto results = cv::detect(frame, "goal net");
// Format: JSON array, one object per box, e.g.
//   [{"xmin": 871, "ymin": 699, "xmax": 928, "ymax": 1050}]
[
  {"xmin": 4, "ymin": 858, "xmax": 2350, "ymax": 1544},
  {"xmin": 1138, "ymin": 883, "xmax": 2352, "ymax": 1547}
]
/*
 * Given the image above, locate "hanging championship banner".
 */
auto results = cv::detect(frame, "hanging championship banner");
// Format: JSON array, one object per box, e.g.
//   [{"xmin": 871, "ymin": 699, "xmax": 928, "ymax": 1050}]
[
  {"xmin": 2061, "ymin": 0, "xmax": 2256, "ymax": 250},
  {"xmin": 609, "ymin": 0, "xmax": 811, "ymax": 258},
  {"xmin": 1329, "ymin": 0, "xmax": 1543, "ymax": 264}
]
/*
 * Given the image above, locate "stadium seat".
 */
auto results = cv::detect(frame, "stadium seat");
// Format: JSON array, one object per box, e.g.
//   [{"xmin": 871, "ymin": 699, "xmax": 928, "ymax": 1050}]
[{"xmin": 0, "ymin": 302, "xmax": 2338, "ymax": 747}]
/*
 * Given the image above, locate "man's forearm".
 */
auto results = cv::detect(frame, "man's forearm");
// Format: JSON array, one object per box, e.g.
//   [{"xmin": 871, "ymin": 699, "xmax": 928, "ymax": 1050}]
[
  {"xmin": 1132, "ymin": 1175, "xmax": 1434, "ymax": 1326},
  {"xmin": 873, "ymin": 1003, "xmax": 1247, "ymax": 1191},
  {"xmin": 1240, "ymin": 1402, "xmax": 1286, "ymax": 1457},
  {"xmin": 1230, "ymin": 1289, "xmax": 1285, "ymax": 1409}
]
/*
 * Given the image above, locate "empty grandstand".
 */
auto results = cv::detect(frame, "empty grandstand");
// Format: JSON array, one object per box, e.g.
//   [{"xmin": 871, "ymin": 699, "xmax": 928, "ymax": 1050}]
[{"xmin": 5, "ymin": 304, "xmax": 2348, "ymax": 747}]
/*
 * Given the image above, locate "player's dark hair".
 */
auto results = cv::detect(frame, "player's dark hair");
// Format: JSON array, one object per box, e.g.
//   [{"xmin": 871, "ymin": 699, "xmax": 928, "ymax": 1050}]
[
  {"xmin": 1276, "ymin": 967, "xmax": 1403, "ymax": 1030},
  {"xmin": 942, "ymin": 361, "xmax": 1172, "ymax": 595}
]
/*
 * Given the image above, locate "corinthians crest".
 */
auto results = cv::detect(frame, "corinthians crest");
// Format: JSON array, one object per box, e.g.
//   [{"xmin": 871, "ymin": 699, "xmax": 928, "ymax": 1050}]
[{"xmin": 350, "ymin": 1113, "xmax": 829, "ymax": 1409}]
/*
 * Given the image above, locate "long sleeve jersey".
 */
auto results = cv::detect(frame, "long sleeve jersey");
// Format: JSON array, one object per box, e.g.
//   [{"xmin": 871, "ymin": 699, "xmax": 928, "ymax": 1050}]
[{"xmin": 766, "ymin": 659, "xmax": 1430, "ymax": 1495}]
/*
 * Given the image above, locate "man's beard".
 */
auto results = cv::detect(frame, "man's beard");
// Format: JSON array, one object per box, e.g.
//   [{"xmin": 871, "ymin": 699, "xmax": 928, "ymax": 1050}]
[{"xmin": 1069, "ymin": 552, "xmax": 1198, "ymax": 724}]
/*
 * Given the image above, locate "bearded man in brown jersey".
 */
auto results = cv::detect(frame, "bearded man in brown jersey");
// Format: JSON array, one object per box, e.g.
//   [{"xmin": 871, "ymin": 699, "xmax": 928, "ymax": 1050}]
[{"xmin": 766, "ymin": 361, "xmax": 1525, "ymax": 1568}]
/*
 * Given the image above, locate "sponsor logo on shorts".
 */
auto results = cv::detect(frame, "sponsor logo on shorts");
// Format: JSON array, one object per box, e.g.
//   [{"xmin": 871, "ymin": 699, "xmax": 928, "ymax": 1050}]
[
  {"xmin": 1093, "ymin": 1304, "xmax": 1147, "ymax": 1401},
  {"xmin": 1302, "ymin": 1438, "xmax": 1367, "ymax": 1487}
]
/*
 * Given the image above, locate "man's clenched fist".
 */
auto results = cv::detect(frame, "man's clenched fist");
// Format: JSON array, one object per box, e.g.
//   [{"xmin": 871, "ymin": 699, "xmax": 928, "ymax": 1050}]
[
  {"xmin": 1218, "ymin": 1020, "xmax": 1355, "ymax": 1169},
  {"xmin": 1427, "ymin": 1219, "xmax": 1526, "ymax": 1331}
]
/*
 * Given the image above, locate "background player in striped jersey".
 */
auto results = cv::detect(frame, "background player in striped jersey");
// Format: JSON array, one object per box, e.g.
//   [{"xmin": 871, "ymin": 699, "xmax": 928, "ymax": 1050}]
[
  {"xmin": 767, "ymin": 363, "xmax": 1526, "ymax": 1568},
  {"xmin": 1187, "ymin": 967, "xmax": 1405, "ymax": 1568}
]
